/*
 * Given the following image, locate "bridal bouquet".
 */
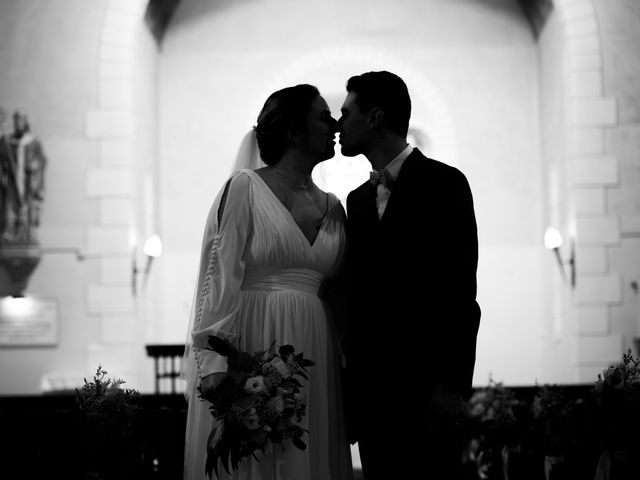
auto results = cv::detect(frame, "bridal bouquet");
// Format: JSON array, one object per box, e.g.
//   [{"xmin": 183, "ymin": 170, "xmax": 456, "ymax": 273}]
[{"xmin": 198, "ymin": 335, "xmax": 315, "ymax": 479}]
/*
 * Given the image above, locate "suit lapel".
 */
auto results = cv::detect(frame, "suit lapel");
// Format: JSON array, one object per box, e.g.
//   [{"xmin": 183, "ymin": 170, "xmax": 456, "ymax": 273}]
[
  {"xmin": 350, "ymin": 179, "xmax": 378, "ymax": 225},
  {"xmin": 379, "ymin": 149, "xmax": 422, "ymax": 223},
  {"xmin": 364, "ymin": 180, "xmax": 379, "ymax": 223}
]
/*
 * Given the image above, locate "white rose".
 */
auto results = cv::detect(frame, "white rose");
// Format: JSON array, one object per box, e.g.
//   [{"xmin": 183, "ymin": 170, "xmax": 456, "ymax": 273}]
[
  {"xmin": 244, "ymin": 376, "xmax": 266, "ymax": 394},
  {"xmin": 268, "ymin": 395, "xmax": 285, "ymax": 414},
  {"xmin": 242, "ymin": 413, "xmax": 261, "ymax": 430},
  {"xmin": 269, "ymin": 357, "xmax": 291, "ymax": 378}
]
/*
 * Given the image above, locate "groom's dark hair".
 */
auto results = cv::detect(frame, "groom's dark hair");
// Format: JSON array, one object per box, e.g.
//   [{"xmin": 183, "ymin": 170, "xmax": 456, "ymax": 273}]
[
  {"xmin": 254, "ymin": 84, "xmax": 320, "ymax": 166},
  {"xmin": 346, "ymin": 71, "xmax": 411, "ymax": 138}
]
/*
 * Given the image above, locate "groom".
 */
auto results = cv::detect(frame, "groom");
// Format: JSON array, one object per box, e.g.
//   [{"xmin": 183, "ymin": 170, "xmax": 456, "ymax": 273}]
[{"xmin": 338, "ymin": 71, "xmax": 481, "ymax": 479}]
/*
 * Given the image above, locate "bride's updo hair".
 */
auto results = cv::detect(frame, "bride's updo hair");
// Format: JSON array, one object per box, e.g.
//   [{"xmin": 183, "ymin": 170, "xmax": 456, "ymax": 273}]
[{"xmin": 254, "ymin": 84, "xmax": 320, "ymax": 166}]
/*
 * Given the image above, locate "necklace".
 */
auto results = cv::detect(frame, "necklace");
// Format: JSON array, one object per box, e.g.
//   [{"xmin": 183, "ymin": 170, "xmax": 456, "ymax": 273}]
[{"xmin": 272, "ymin": 166, "xmax": 310, "ymax": 190}]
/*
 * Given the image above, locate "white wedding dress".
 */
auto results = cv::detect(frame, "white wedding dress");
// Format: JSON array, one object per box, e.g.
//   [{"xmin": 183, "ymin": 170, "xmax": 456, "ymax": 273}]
[{"xmin": 182, "ymin": 168, "xmax": 353, "ymax": 480}]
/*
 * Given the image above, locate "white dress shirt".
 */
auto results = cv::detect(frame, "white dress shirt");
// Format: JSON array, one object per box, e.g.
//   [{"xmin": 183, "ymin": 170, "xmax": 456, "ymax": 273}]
[{"xmin": 375, "ymin": 143, "xmax": 413, "ymax": 219}]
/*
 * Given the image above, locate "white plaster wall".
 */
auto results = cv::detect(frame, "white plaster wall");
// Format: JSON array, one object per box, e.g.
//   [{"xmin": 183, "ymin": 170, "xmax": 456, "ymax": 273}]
[
  {"xmin": 532, "ymin": 0, "xmax": 640, "ymax": 385},
  {"xmin": 158, "ymin": 0, "xmax": 546, "ymax": 386},
  {"xmin": 80, "ymin": 1, "xmax": 160, "ymax": 394},
  {"xmin": 538, "ymin": 7, "xmax": 574, "ymax": 383},
  {"xmin": 0, "ymin": 0, "xmax": 159, "ymax": 394},
  {"xmin": 106, "ymin": 9, "xmax": 160, "ymax": 393},
  {"xmin": 594, "ymin": 0, "xmax": 640, "ymax": 365},
  {"xmin": 0, "ymin": 0, "xmax": 107, "ymax": 394},
  {"xmin": 0, "ymin": 0, "xmax": 638, "ymax": 395}
]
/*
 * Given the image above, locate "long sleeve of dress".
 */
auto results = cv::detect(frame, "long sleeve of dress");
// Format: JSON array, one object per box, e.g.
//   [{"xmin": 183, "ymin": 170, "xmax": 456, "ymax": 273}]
[{"xmin": 190, "ymin": 171, "xmax": 253, "ymax": 383}]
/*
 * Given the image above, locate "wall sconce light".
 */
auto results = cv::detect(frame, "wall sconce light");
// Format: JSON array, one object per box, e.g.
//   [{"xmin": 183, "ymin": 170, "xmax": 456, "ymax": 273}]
[
  {"xmin": 132, "ymin": 234, "xmax": 162, "ymax": 295},
  {"xmin": 544, "ymin": 226, "xmax": 576, "ymax": 288}
]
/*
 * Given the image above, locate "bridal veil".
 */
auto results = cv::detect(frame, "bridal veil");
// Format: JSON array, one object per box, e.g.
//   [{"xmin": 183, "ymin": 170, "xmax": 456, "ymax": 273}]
[{"xmin": 180, "ymin": 129, "xmax": 264, "ymax": 400}]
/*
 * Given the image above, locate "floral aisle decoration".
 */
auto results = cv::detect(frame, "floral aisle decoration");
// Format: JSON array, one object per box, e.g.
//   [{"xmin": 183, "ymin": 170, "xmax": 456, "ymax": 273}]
[
  {"xmin": 531, "ymin": 384, "xmax": 586, "ymax": 455},
  {"xmin": 198, "ymin": 335, "xmax": 315, "ymax": 479},
  {"xmin": 531, "ymin": 383, "xmax": 594, "ymax": 479},
  {"xmin": 591, "ymin": 349, "xmax": 640, "ymax": 479},
  {"xmin": 463, "ymin": 378, "xmax": 523, "ymax": 480},
  {"xmin": 75, "ymin": 365, "xmax": 142, "ymax": 479}
]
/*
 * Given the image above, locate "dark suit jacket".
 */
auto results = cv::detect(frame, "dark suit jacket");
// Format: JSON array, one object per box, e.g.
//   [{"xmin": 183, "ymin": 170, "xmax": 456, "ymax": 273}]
[{"xmin": 343, "ymin": 148, "xmax": 481, "ymax": 441}]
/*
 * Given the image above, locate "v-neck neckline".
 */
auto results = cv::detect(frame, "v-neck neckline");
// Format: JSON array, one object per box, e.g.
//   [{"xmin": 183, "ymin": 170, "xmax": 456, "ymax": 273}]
[{"xmin": 247, "ymin": 169, "xmax": 330, "ymax": 248}]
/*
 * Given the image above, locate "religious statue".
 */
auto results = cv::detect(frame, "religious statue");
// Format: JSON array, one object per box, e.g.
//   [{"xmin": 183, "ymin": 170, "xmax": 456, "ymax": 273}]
[
  {"xmin": 0, "ymin": 107, "xmax": 17, "ymax": 240},
  {"xmin": 0, "ymin": 109, "xmax": 46, "ymax": 244},
  {"xmin": 0, "ymin": 108, "xmax": 46, "ymax": 296}
]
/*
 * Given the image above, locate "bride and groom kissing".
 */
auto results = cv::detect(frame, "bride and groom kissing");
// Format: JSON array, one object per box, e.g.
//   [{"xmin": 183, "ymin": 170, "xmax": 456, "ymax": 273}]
[{"xmin": 182, "ymin": 70, "xmax": 481, "ymax": 480}]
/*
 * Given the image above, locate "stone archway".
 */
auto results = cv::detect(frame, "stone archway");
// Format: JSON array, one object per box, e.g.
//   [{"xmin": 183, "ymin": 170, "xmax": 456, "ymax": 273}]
[
  {"xmin": 84, "ymin": 0, "xmax": 154, "ymax": 388},
  {"xmin": 93, "ymin": 0, "xmax": 623, "ymax": 384},
  {"xmin": 551, "ymin": 0, "xmax": 623, "ymax": 381}
]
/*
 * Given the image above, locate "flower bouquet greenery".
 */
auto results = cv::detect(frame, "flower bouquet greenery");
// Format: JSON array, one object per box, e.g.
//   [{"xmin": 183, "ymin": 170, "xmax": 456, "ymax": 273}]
[
  {"xmin": 531, "ymin": 383, "xmax": 586, "ymax": 456},
  {"xmin": 198, "ymin": 335, "xmax": 315, "ymax": 479},
  {"xmin": 76, "ymin": 365, "xmax": 141, "ymax": 421},
  {"xmin": 464, "ymin": 378, "xmax": 522, "ymax": 480},
  {"xmin": 591, "ymin": 349, "xmax": 640, "ymax": 479},
  {"xmin": 530, "ymin": 383, "xmax": 600, "ymax": 480},
  {"xmin": 75, "ymin": 365, "xmax": 142, "ymax": 479},
  {"xmin": 592, "ymin": 350, "xmax": 640, "ymax": 448}
]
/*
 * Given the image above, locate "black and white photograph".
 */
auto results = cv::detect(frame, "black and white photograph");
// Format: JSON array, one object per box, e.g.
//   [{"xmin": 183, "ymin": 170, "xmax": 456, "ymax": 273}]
[{"xmin": 1, "ymin": 0, "xmax": 639, "ymax": 479}]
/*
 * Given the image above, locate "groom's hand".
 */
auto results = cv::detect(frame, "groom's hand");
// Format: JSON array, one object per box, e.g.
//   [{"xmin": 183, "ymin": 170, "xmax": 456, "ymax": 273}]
[
  {"xmin": 200, "ymin": 372, "xmax": 227, "ymax": 395},
  {"xmin": 428, "ymin": 384, "xmax": 465, "ymax": 433}
]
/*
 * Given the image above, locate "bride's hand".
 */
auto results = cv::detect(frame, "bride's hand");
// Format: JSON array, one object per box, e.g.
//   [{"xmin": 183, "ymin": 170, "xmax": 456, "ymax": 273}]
[{"xmin": 200, "ymin": 372, "xmax": 227, "ymax": 395}]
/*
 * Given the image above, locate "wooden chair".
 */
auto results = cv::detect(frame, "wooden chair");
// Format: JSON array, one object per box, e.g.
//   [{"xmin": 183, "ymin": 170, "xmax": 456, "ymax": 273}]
[{"xmin": 145, "ymin": 344, "xmax": 185, "ymax": 394}]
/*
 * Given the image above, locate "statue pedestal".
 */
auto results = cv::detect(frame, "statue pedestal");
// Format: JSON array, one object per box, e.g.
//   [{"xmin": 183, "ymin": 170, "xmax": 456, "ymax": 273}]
[{"xmin": 0, "ymin": 242, "xmax": 41, "ymax": 296}]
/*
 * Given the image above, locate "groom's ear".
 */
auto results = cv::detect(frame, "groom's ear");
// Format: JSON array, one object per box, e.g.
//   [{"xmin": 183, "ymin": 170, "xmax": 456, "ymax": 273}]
[
  {"xmin": 368, "ymin": 107, "xmax": 384, "ymax": 129},
  {"xmin": 287, "ymin": 127, "xmax": 303, "ymax": 145}
]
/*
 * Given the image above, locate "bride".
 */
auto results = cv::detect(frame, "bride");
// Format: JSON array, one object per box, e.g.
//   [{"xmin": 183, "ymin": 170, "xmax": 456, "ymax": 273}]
[{"xmin": 181, "ymin": 83, "xmax": 353, "ymax": 480}]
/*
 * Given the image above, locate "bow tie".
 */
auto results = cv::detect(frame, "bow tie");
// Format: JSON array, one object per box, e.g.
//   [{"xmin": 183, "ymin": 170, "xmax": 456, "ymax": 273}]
[{"xmin": 369, "ymin": 169, "xmax": 394, "ymax": 189}]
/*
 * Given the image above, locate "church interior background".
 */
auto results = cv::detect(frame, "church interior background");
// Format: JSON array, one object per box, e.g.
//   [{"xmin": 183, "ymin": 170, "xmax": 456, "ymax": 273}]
[{"xmin": 0, "ymin": 0, "xmax": 638, "ymax": 410}]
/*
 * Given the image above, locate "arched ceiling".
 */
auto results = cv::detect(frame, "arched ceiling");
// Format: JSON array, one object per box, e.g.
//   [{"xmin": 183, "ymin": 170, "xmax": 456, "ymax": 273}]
[
  {"xmin": 144, "ymin": 0, "xmax": 184, "ymax": 44},
  {"xmin": 519, "ymin": 0, "xmax": 553, "ymax": 37},
  {"xmin": 144, "ymin": 0, "xmax": 553, "ymax": 45}
]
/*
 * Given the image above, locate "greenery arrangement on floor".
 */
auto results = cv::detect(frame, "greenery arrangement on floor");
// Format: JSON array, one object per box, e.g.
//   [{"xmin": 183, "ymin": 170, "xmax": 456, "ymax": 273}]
[{"xmin": 461, "ymin": 350, "xmax": 640, "ymax": 480}]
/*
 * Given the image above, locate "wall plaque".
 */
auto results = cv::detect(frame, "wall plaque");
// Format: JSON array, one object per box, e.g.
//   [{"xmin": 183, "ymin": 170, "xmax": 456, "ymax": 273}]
[{"xmin": 0, "ymin": 297, "xmax": 57, "ymax": 346}]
